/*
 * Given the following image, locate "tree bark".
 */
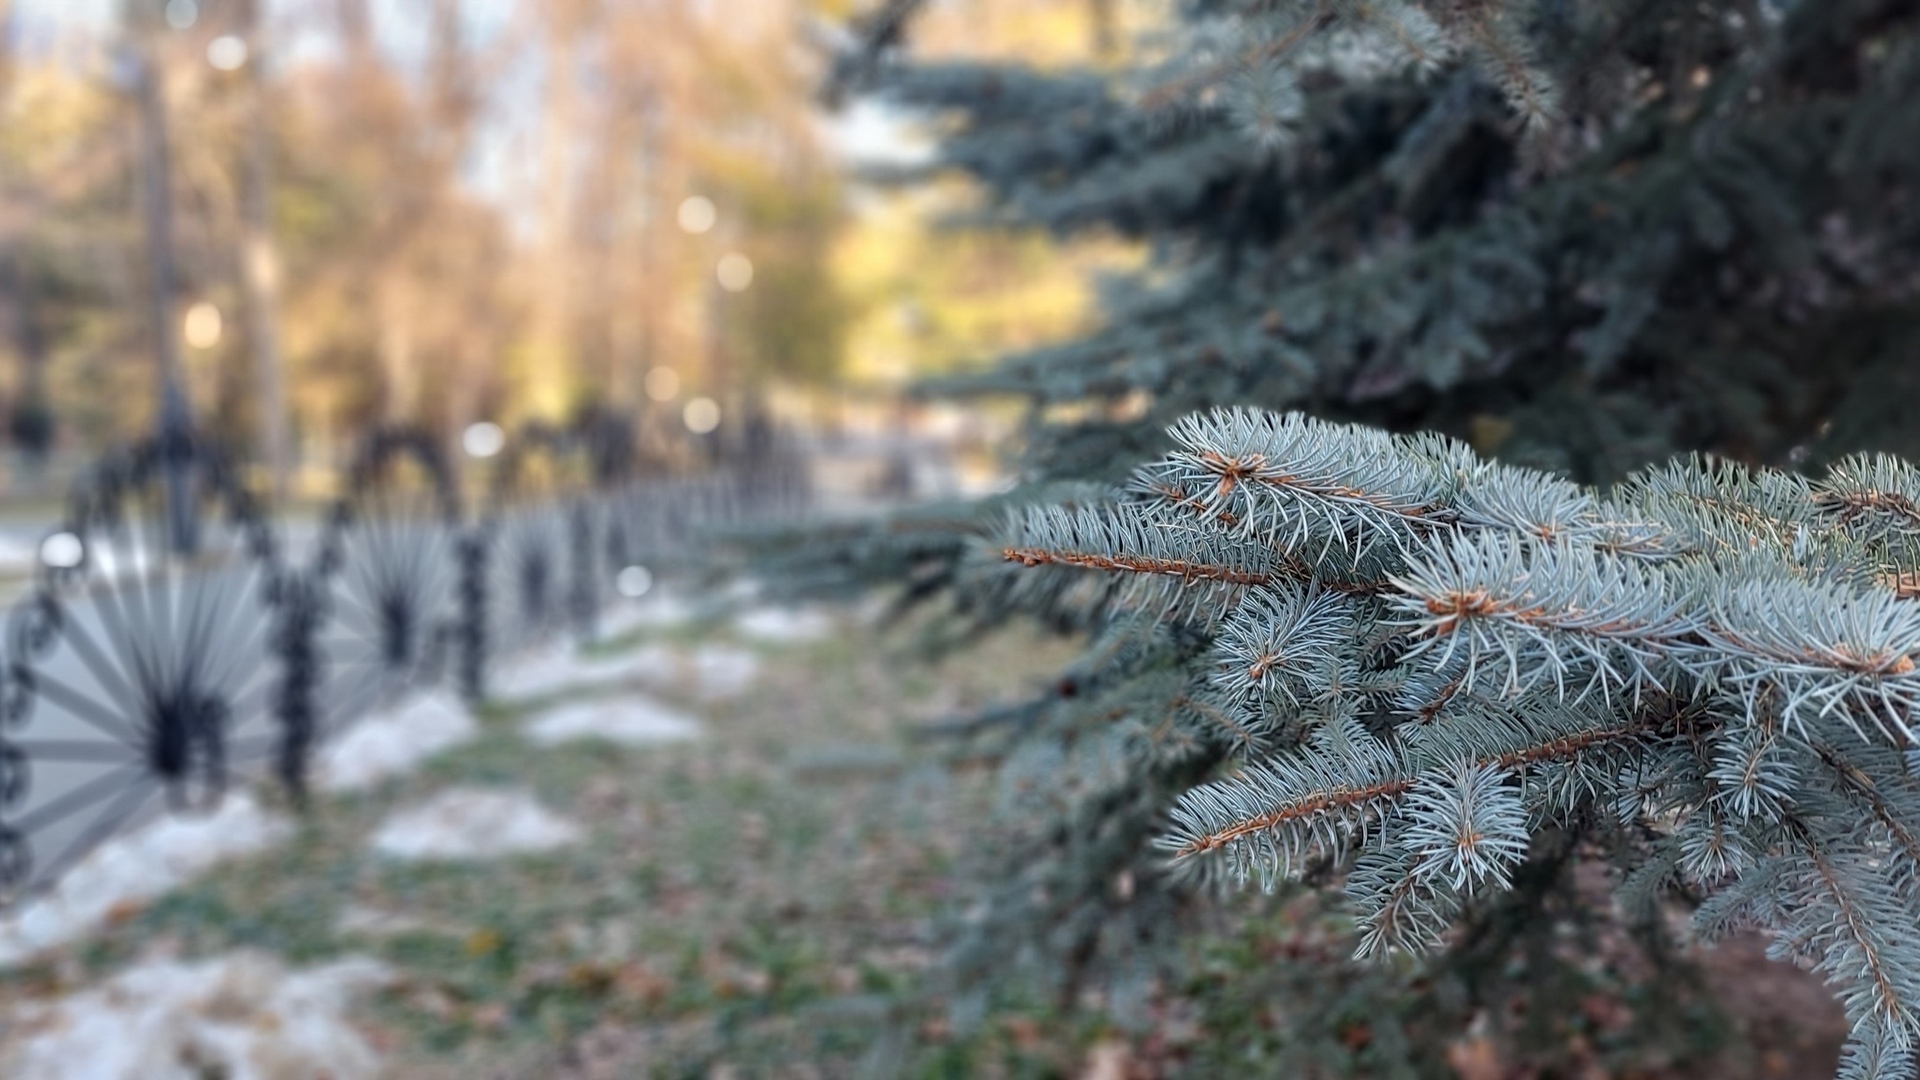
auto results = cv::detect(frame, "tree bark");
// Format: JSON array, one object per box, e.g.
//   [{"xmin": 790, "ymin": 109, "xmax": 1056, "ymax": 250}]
[
  {"xmin": 1089, "ymin": 0, "xmax": 1117, "ymax": 59},
  {"xmin": 238, "ymin": 0, "xmax": 292, "ymax": 503},
  {"xmin": 530, "ymin": 8, "xmax": 581, "ymax": 421},
  {"xmin": 130, "ymin": 0, "xmax": 186, "ymax": 419},
  {"xmin": 127, "ymin": 0, "xmax": 195, "ymax": 550}
]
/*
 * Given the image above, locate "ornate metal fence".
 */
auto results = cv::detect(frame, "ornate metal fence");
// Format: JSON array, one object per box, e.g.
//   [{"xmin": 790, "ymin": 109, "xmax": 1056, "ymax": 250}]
[{"xmin": 0, "ymin": 413, "xmax": 809, "ymax": 905}]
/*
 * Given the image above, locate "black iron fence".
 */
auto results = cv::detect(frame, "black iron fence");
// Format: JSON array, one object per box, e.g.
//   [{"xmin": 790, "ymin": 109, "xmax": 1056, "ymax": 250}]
[{"xmin": 0, "ymin": 415, "xmax": 809, "ymax": 904}]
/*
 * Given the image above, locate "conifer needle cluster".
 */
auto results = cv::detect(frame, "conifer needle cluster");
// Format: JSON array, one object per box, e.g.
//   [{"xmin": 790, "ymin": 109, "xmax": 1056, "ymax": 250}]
[{"xmin": 994, "ymin": 408, "xmax": 1920, "ymax": 1075}]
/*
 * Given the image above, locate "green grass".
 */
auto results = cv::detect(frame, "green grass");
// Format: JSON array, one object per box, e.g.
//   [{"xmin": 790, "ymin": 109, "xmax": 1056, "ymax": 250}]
[
  {"xmin": 0, "ymin": 604, "xmax": 1851, "ymax": 1079},
  {"xmin": 0, "ymin": 607, "xmax": 1083, "ymax": 1077}
]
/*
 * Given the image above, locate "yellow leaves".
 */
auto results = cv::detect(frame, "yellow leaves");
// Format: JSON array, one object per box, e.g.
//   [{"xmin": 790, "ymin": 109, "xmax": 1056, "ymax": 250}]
[
  {"xmin": 832, "ymin": 180, "xmax": 1142, "ymax": 387},
  {"xmin": 913, "ymin": 0, "xmax": 1140, "ymax": 70},
  {"xmin": 462, "ymin": 928, "xmax": 502, "ymax": 958}
]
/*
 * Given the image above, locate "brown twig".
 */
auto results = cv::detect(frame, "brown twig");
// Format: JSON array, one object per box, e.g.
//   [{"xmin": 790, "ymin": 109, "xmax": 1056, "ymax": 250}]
[{"xmin": 1002, "ymin": 546, "xmax": 1271, "ymax": 587}]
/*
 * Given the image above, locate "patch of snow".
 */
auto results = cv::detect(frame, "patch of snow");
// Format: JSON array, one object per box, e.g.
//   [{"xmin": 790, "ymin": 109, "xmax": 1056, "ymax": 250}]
[
  {"xmin": 691, "ymin": 644, "xmax": 760, "ymax": 699},
  {"xmin": 490, "ymin": 643, "xmax": 681, "ymax": 701},
  {"xmin": 335, "ymin": 903, "xmax": 431, "ymax": 938},
  {"xmin": 606, "ymin": 642, "xmax": 761, "ymax": 699},
  {"xmin": 617, "ymin": 643, "xmax": 688, "ymax": 685},
  {"xmin": 0, "ymin": 950, "xmax": 391, "ymax": 1080},
  {"xmin": 735, "ymin": 606, "xmax": 833, "ymax": 643},
  {"xmin": 370, "ymin": 788, "xmax": 581, "ymax": 860},
  {"xmin": 595, "ymin": 593, "xmax": 696, "ymax": 638},
  {"xmin": 314, "ymin": 692, "xmax": 477, "ymax": 794},
  {"xmin": 0, "ymin": 532, "xmax": 39, "ymax": 575},
  {"xmin": 525, "ymin": 694, "xmax": 701, "ymax": 748},
  {"xmin": 0, "ymin": 796, "xmax": 290, "ymax": 967},
  {"xmin": 491, "ymin": 640, "xmax": 759, "ymax": 704},
  {"xmin": 488, "ymin": 645, "xmax": 580, "ymax": 700}
]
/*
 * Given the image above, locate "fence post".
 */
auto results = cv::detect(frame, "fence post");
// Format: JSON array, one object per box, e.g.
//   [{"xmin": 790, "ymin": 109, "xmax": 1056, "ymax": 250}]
[{"xmin": 457, "ymin": 527, "xmax": 488, "ymax": 703}]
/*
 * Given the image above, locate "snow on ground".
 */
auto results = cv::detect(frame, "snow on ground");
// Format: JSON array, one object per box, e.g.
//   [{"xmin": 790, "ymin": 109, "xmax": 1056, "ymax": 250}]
[
  {"xmin": 0, "ymin": 950, "xmax": 391, "ymax": 1080},
  {"xmin": 690, "ymin": 644, "xmax": 759, "ymax": 699},
  {"xmin": 734, "ymin": 605, "xmax": 833, "ymax": 643},
  {"xmin": 314, "ymin": 691, "xmax": 478, "ymax": 794},
  {"xmin": 486, "ymin": 645, "xmax": 579, "ymax": 700},
  {"xmin": 0, "ymin": 796, "xmax": 290, "ymax": 967},
  {"xmin": 595, "ymin": 593, "xmax": 697, "ymax": 638},
  {"xmin": 370, "ymin": 788, "xmax": 581, "ymax": 860},
  {"xmin": 0, "ymin": 532, "xmax": 38, "ymax": 575},
  {"xmin": 491, "ymin": 641, "xmax": 759, "ymax": 702},
  {"xmin": 525, "ymin": 694, "xmax": 701, "ymax": 748},
  {"xmin": 489, "ymin": 642, "xmax": 680, "ymax": 701},
  {"xmin": 334, "ymin": 903, "xmax": 432, "ymax": 938}
]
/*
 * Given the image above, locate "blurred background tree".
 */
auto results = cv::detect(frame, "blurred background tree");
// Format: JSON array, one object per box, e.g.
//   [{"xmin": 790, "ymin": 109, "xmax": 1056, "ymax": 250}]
[
  {"xmin": 0, "ymin": 0, "xmax": 1147, "ymax": 502},
  {"xmin": 0, "ymin": 0, "xmax": 883, "ymax": 494}
]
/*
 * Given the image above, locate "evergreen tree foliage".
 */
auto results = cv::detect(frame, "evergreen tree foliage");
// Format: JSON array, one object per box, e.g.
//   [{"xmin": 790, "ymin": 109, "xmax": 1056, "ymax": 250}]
[
  {"xmin": 794, "ymin": 1, "xmax": 1920, "ymax": 1073},
  {"xmin": 843, "ymin": 0, "xmax": 1920, "ymax": 482},
  {"xmin": 994, "ymin": 406, "xmax": 1920, "ymax": 1074}
]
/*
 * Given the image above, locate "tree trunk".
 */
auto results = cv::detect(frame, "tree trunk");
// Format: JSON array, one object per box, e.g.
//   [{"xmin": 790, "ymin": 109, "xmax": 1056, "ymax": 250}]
[
  {"xmin": 127, "ymin": 0, "xmax": 195, "ymax": 551},
  {"xmin": 1089, "ymin": 0, "xmax": 1117, "ymax": 59},
  {"xmin": 238, "ymin": 0, "xmax": 292, "ymax": 503},
  {"xmin": 528, "ymin": 2, "xmax": 587, "ymax": 420}
]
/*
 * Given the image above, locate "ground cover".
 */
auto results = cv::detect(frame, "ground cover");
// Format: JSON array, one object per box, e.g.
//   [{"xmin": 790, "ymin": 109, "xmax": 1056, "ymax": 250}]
[{"xmin": 0, "ymin": 598, "xmax": 1852, "ymax": 1078}]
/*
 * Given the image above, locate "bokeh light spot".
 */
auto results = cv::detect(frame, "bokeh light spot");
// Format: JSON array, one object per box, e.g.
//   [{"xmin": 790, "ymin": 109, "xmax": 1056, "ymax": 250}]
[
  {"xmin": 40, "ymin": 532, "xmax": 84, "ymax": 570},
  {"xmin": 683, "ymin": 397, "xmax": 721, "ymax": 434},
  {"xmin": 207, "ymin": 35, "xmax": 248, "ymax": 71},
  {"xmin": 462, "ymin": 421, "xmax": 505, "ymax": 458},
  {"xmin": 644, "ymin": 366, "xmax": 681, "ymax": 402},
  {"xmin": 616, "ymin": 565, "xmax": 653, "ymax": 598},
  {"xmin": 183, "ymin": 302, "xmax": 222, "ymax": 348},
  {"xmin": 716, "ymin": 253, "xmax": 753, "ymax": 292},
  {"xmin": 677, "ymin": 196, "xmax": 716, "ymax": 235}
]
